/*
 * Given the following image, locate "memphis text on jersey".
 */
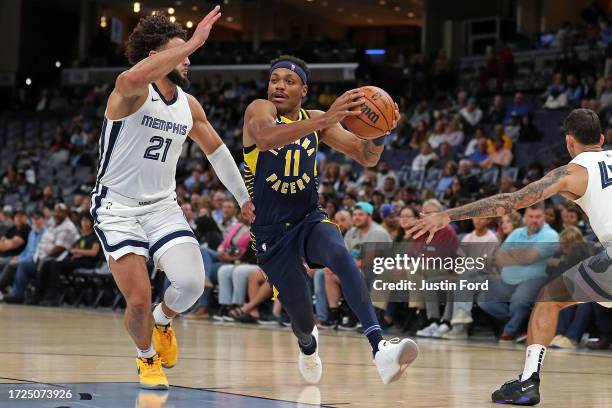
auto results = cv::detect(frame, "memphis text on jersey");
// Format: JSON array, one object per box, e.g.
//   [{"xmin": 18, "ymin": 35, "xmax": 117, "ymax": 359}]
[
  {"xmin": 264, "ymin": 138, "xmax": 317, "ymax": 195},
  {"xmin": 141, "ymin": 114, "xmax": 188, "ymax": 136}
]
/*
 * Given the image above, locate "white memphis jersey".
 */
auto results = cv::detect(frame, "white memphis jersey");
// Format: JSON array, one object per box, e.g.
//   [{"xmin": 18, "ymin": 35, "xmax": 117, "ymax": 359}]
[
  {"xmin": 96, "ymin": 83, "xmax": 193, "ymax": 202},
  {"xmin": 570, "ymin": 150, "xmax": 612, "ymax": 244}
]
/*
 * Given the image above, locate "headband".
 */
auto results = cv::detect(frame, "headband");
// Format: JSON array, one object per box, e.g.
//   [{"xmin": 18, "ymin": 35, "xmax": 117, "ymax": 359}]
[{"xmin": 270, "ymin": 61, "xmax": 308, "ymax": 85}]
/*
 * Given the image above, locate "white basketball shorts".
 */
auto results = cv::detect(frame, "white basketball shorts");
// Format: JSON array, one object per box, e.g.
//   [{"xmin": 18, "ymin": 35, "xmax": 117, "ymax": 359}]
[{"xmin": 90, "ymin": 185, "xmax": 198, "ymax": 265}]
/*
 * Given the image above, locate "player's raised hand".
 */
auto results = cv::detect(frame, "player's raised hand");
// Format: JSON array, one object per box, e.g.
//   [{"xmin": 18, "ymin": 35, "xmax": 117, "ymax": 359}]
[
  {"xmin": 322, "ymin": 89, "xmax": 365, "ymax": 127},
  {"xmin": 241, "ymin": 200, "xmax": 256, "ymax": 223},
  {"xmin": 188, "ymin": 6, "xmax": 222, "ymax": 48},
  {"xmin": 405, "ymin": 211, "xmax": 451, "ymax": 244}
]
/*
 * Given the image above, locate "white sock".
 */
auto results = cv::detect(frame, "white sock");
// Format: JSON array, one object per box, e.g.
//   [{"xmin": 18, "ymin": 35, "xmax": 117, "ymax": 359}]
[
  {"xmin": 137, "ymin": 343, "xmax": 156, "ymax": 359},
  {"xmin": 522, "ymin": 344, "xmax": 546, "ymax": 381},
  {"xmin": 153, "ymin": 303, "xmax": 172, "ymax": 326}
]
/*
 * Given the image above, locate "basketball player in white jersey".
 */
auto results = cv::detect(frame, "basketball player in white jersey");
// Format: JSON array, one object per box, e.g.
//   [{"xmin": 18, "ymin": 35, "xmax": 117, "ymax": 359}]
[
  {"xmin": 407, "ymin": 108, "xmax": 612, "ymax": 405},
  {"xmin": 91, "ymin": 7, "xmax": 254, "ymax": 389}
]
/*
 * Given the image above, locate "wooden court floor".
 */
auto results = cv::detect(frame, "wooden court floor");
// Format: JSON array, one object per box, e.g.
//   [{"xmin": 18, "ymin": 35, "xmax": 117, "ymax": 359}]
[{"xmin": 1, "ymin": 304, "xmax": 611, "ymax": 407}]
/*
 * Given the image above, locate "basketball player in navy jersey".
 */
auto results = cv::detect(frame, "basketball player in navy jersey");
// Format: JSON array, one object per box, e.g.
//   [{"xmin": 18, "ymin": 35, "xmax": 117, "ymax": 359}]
[
  {"xmin": 92, "ymin": 7, "xmax": 254, "ymax": 389},
  {"xmin": 243, "ymin": 55, "xmax": 419, "ymax": 385}
]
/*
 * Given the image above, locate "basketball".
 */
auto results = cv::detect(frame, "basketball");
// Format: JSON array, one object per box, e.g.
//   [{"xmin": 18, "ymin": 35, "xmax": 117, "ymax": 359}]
[{"xmin": 343, "ymin": 86, "xmax": 395, "ymax": 138}]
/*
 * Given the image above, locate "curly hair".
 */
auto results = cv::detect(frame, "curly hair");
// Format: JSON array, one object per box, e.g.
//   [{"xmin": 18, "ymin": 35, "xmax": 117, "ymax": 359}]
[{"xmin": 125, "ymin": 13, "xmax": 187, "ymax": 65}]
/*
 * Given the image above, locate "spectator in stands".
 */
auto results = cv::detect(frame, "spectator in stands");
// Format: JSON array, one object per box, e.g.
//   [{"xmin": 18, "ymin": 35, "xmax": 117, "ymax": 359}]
[
  {"xmin": 481, "ymin": 135, "xmax": 513, "ymax": 168},
  {"xmin": 381, "ymin": 176, "xmax": 398, "ymax": 200},
  {"xmin": 487, "ymin": 94, "xmax": 507, "ymax": 124},
  {"xmin": 459, "ymin": 97, "xmax": 483, "ymax": 128},
  {"xmin": 504, "ymin": 113, "xmax": 521, "ymax": 143},
  {"xmin": 408, "ymin": 100, "xmax": 431, "ymax": 129},
  {"xmin": 505, "ymin": 92, "xmax": 530, "ymax": 122},
  {"xmin": 320, "ymin": 202, "xmax": 391, "ymax": 329},
  {"xmin": 375, "ymin": 161, "xmax": 398, "ymax": 191},
  {"xmin": 478, "ymin": 204, "xmax": 559, "ymax": 341},
  {"xmin": 412, "ymin": 142, "xmax": 438, "ymax": 171},
  {"xmin": 184, "ymin": 164, "xmax": 207, "ymax": 190},
  {"xmin": 566, "ymin": 74, "xmax": 584, "ymax": 106},
  {"xmin": 600, "ymin": 77, "xmax": 612, "ymax": 109},
  {"xmin": 0, "ymin": 211, "xmax": 46, "ymax": 300},
  {"xmin": 543, "ymin": 73, "xmax": 569, "ymax": 110},
  {"xmin": 36, "ymin": 213, "xmax": 102, "ymax": 306},
  {"xmin": 561, "ymin": 203, "xmax": 584, "ymax": 233},
  {"xmin": 408, "ymin": 120, "xmax": 429, "ymax": 150},
  {"xmin": 497, "ymin": 212, "xmax": 523, "ymax": 244},
  {"xmin": 427, "ymin": 120, "xmax": 447, "ymax": 149},
  {"xmin": 433, "ymin": 142, "xmax": 455, "ymax": 170},
  {"xmin": 518, "ymin": 114, "xmax": 543, "ymax": 143},
  {"xmin": 4, "ymin": 204, "xmax": 78, "ymax": 304},
  {"xmin": 181, "ymin": 203, "xmax": 197, "ymax": 231},
  {"xmin": 545, "ymin": 205, "xmax": 563, "ymax": 233},
  {"xmin": 187, "ymin": 208, "xmax": 251, "ymax": 320},
  {"xmin": 210, "ymin": 191, "xmax": 226, "ymax": 224},
  {"xmin": 415, "ymin": 199, "xmax": 460, "ymax": 338},
  {"xmin": 469, "ymin": 139, "xmax": 489, "ymax": 166},
  {"xmin": 0, "ymin": 209, "xmax": 30, "ymax": 272},
  {"xmin": 48, "ymin": 127, "xmax": 71, "ymax": 166},
  {"xmin": 435, "ymin": 161, "xmax": 458, "ymax": 196},
  {"xmin": 443, "ymin": 117, "xmax": 464, "ymax": 147},
  {"xmin": 442, "ymin": 217, "xmax": 499, "ymax": 339},
  {"xmin": 217, "ymin": 199, "xmax": 238, "ymax": 236},
  {"xmin": 215, "ymin": 240, "xmax": 258, "ymax": 323},
  {"xmin": 230, "ymin": 268, "xmax": 275, "ymax": 324},
  {"xmin": 380, "ymin": 204, "xmax": 400, "ymax": 237}
]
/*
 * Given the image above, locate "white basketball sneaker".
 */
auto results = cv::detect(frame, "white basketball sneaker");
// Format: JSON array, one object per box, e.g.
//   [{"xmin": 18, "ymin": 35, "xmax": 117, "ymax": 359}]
[
  {"xmin": 374, "ymin": 338, "xmax": 419, "ymax": 385},
  {"xmin": 298, "ymin": 326, "xmax": 322, "ymax": 384}
]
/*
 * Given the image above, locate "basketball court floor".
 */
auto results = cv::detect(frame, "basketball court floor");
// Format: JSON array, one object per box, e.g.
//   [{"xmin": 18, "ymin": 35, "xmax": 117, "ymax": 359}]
[{"xmin": 1, "ymin": 304, "xmax": 611, "ymax": 407}]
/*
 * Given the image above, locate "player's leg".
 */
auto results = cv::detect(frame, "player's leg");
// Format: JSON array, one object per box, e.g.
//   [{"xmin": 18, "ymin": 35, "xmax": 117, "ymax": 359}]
[
  {"xmin": 304, "ymin": 222, "xmax": 418, "ymax": 384},
  {"xmin": 109, "ymin": 254, "xmax": 154, "ymax": 353},
  {"xmin": 141, "ymin": 199, "xmax": 203, "ymax": 369},
  {"xmin": 109, "ymin": 253, "xmax": 168, "ymax": 390},
  {"xmin": 269, "ymin": 263, "xmax": 322, "ymax": 384},
  {"xmin": 152, "ymin": 244, "xmax": 204, "ymax": 367},
  {"xmin": 491, "ymin": 273, "xmax": 577, "ymax": 405}
]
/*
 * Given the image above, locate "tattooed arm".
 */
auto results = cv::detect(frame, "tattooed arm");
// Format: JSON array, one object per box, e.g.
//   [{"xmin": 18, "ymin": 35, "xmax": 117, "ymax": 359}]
[
  {"xmin": 407, "ymin": 163, "xmax": 587, "ymax": 243},
  {"xmin": 446, "ymin": 165, "xmax": 571, "ymax": 220}
]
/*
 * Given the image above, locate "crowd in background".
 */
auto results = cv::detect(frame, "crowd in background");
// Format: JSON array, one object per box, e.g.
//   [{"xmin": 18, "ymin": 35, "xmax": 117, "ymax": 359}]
[{"xmin": 1, "ymin": 13, "xmax": 612, "ymax": 350}]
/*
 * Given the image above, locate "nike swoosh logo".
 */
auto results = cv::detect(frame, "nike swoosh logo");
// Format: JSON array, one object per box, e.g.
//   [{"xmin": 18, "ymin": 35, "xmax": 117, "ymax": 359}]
[
  {"xmin": 152, "ymin": 97, "xmax": 160, "ymax": 102},
  {"xmin": 521, "ymin": 385, "xmax": 534, "ymax": 391}
]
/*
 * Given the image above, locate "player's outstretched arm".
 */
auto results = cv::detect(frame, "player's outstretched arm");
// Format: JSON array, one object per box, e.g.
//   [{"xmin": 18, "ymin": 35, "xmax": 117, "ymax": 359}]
[
  {"xmin": 407, "ymin": 164, "xmax": 586, "ymax": 243},
  {"xmin": 187, "ymin": 95, "xmax": 255, "ymax": 222},
  {"xmin": 314, "ymin": 102, "xmax": 399, "ymax": 167},
  {"xmin": 244, "ymin": 89, "xmax": 365, "ymax": 151},
  {"xmin": 115, "ymin": 6, "xmax": 221, "ymax": 99}
]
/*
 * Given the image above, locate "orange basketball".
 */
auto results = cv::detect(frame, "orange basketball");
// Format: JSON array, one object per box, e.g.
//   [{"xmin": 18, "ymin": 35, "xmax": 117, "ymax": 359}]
[{"xmin": 343, "ymin": 86, "xmax": 395, "ymax": 138}]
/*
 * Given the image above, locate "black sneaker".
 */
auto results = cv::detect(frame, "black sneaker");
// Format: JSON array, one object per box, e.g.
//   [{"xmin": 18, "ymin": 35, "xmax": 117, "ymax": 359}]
[
  {"xmin": 212, "ymin": 306, "xmax": 234, "ymax": 322},
  {"xmin": 491, "ymin": 372, "xmax": 540, "ymax": 405},
  {"xmin": 338, "ymin": 314, "xmax": 359, "ymax": 331}
]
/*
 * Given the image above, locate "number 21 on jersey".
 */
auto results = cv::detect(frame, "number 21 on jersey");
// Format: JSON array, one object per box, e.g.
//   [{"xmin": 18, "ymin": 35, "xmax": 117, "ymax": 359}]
[{"xmin": 144, "ymin": 136, "xmax": 172, "ymax": 162}]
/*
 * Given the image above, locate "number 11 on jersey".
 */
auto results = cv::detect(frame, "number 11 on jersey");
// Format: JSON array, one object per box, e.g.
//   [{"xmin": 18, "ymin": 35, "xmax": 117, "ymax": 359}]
[{"xmin": 284, "ymin": 150, "xmax": 300, "ymax": 177}]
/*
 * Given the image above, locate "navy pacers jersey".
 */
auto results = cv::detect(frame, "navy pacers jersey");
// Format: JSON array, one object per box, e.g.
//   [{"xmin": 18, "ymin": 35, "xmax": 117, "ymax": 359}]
[{"xmin": 243, "ymin": 108, "xmax": 320, "ymax": 227}]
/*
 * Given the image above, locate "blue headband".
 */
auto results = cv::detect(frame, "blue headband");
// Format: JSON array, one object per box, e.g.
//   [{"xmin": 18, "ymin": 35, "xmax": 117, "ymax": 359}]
[{"xmin": 270, "ymin": 61, "xmax": 308, "ymax": 85}]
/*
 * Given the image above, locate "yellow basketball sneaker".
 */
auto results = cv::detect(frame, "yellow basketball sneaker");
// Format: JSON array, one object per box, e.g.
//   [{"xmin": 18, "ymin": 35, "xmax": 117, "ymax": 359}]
[
  {"xmin": 136, "ymin": 355, "xmax": 168, "ymax": 390},
  {"xmin": 152, "ymin": 323, "xmax": 178, "ymax": 369}
]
